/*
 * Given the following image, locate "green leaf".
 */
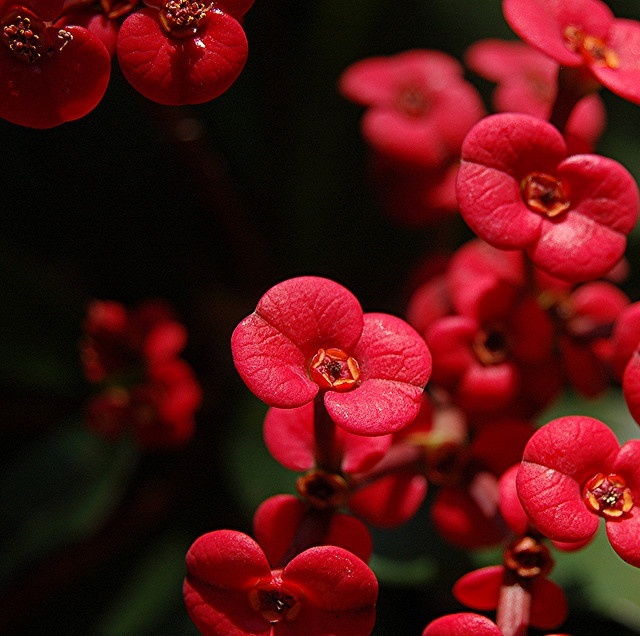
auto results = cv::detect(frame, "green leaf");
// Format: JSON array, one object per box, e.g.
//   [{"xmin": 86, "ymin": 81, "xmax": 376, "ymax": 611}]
[{"xmin": 0, "ymin": 421, "xmax": 138, "ymax": 585}]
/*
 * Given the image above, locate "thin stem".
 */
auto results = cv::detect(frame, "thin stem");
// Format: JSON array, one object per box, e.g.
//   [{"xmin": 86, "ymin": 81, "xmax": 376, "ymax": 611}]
[
  {"xmin": 312, "ymin": 395, "xmax": 340, "ymax": 473},
  {"xmin": 549, "ymin": 66, "xmax": 600, "ymax": 133},
  {"xmin": 496, "ymin": 575, "xmax": 532, "ymax": 636}
]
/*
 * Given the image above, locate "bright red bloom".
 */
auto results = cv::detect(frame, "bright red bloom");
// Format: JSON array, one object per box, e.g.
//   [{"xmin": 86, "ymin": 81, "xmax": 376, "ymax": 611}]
[
  {"xmin": 116, "ymin": 0, "xmax": 252, "ymax": 105},
  {"xmin": 0, "ymin": 0, "xmax": 111, "ymax": 127},
  {"xmin": 517, "ymin": 416, "xmax": 640, "ymax": 567},
  {"xmin": 453, "ymin": 558, "xmax": 567, "ymax": 631},
  {"xmin": 231, "ymin": 276, "xmax": 432, "ymax": 436},
  {"xmin": 465, "ymin": 38, "xmax": 606, "ymax": 153},
  {"xmin": 339, "ymin": 49, "xmax": 485, "ymax": 168},
  {"xmin": 457, "ymin": 113, "xmax": 639, "ymax": 283},
  {"xmin": 502, "ymin": 0, "xmax": 640, "ymax": 105},
  {"xmin": 183, "ymin": 529, "xmax": 378, "ymax": 636}
]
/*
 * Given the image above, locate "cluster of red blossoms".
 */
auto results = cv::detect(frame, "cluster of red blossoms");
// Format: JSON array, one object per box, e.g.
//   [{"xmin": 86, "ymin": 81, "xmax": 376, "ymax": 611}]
[
  {"xmin": 80, "ymin": 299, "xmax": 201, "ymax": 449},
  {"xmin": 0, "ymin": 0, "xmax": 253, "ymax": 127},
  {"xmin": 181, "ymin": 0, "xmax": 640, "ymax": 635}
]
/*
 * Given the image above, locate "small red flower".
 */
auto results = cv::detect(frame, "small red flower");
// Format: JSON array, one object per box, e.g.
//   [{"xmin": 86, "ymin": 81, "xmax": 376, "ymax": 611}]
[
  {"xmin": 183, "ymin": 529, "xmax": 378, "ymax": 636},
  {"xmin": 502, "ymin": 0, "xmax": 640, "ymax": 105},
  {"xmin": 116, "ymin": 0, "xmax": 252, "ymax": 105},
  {"xmin": 339, "ymin": 49, "xmax": 485, "ymax": 168},
  {"xmin": 517, "ymin": 415, "xmax": 640, "ymax": 567},
  {"xmin": 465, "ymin": 38, "xmax": 606, "ymax": 153},
  {"xmin": 456, "ymin": 113, "xmax": 639, "ymax": 283},
  {"xmin": 0, "ymin": 0, "xmax": 111, "ymax": 127},
  {"xmin": 231, "ymin": 276, "xmax": 432, "ymax": 436}
]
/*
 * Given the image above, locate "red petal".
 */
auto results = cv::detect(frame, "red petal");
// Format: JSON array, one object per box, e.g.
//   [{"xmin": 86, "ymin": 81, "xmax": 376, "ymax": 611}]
[
  {"xmin": 116, "ymin": 8, "xmax": 248, "ymax": 105},
  {"xmin": 282, "ymin": 546, "xmax": 378, "ymax": 611},
  {"xmin": 0, "ymin": 25, "xmax": 110, "ymax": 128},
  {"xmin": 453, "ymin": 565, "xmax": 503, "ymax": 609},
  {"xmin": 530, "ymin": 578, "xmax": 568, "ymax": 629}
]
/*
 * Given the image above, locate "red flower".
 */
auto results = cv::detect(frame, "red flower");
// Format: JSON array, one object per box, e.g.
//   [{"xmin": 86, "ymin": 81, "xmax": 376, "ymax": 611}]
[
  {"xmin": 183, "ymin": 529, "xmax": 378, "ymax": 636},
  {"xmin": 231, "ymin": 276, "xmax": 432, "ymax": 436},
  {"xmin": 252, "ymin": 494, "xmax": 373, "ymax": 566},
  {"xmin": 339, "ymin": 49, "xmax": 485, "ymax": 168},
  {"xmin": 517, "ymin": 415, "xmax": 640, "ymax": 567},
  {"xmin": 116, "ymin": 0, "xmax": 252, "ymax": 105},
  {"xmin": 0, "ymin": 0, "xmax": 111, "ymax": 127},
  {"xmin": 456, "ymin": 113, "xmax": 639, "ymax": 283},
  {"xmin": 465, "ymin": 38, "xmax": 606, "ymax": 153},
  {"xmin": 502, "ymin": 0, "xmax": 640, "ymax": 105}
]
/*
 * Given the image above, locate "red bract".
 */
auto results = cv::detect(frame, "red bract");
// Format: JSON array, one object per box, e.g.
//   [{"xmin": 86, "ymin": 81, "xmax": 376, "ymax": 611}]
[
  {"xmin": 339, "ymin": 49, "xmax": 485, "ymax": 168},
  {"xmin": 502, "ymin": 0, "xmax": 640, "ymax": 105},
  {"xmin": 0, "ymin": 0, "xmax": 111, "ymax": 127},
  {"xmin": 456, "ymin": 113, "xmax": 639, "ymax": 283},
  {"xmin": 116, "ymin": 0, "xmax": 252, "ymax": 105},
  {"xmin": 252, "ymin": 494, "xmax": 373, "ymax": 566},
  {"xmin": 465, "ymin": 38, "xmax": 606, "ymax": 153},
  {"xmin": 231, "ymin": 276, "xmax": 432, "ymax": 436},
  {"xmin": 183, "ymin": 529, "xmax": 378, "ymax": 636},
  {"xmin": 423, "ymin": 613, "xmax": 503, "ymax": 636},
  {"xmin": 517, "ymin": 416, "xmax": 640, "ymax": 567}
]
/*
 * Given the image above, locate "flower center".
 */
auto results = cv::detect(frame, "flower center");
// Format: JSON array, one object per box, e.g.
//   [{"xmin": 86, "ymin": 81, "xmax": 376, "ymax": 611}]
[
  {"xmin": 309, "ymin": 348, "xmax": 360, "ymax": 392},
  {"xmin": 159, "ymin": 0, "xmax": 211, "ymax": 37},
  {"xmin": 503, "ymin": 535, "xmax": 553, "ymax": 579},
  {"xmin": 564, "ymin": 26, "xmax": 619, "ymax": 68},
  {"xmin": 296, "ymin": 469, "xmax": 350, "ymax": 509},
  {"xmin": 583, "ymin": 472, "xmax": 634, "ymax": 518},
  {"xmin": 521, "ymin": 172, "xmax": 571, "ymax": 218},
  {"xmin": 1, "ymin": 12, "xmax": 73, "ymax": 63},
  {"xmin": 248, "ymin": 584, "xmax": 302, "ymax": 624},
  {"xmin": 472, "ymin": 328, "xmax": 509, "ymax": 366},
  {"xmin": 100, "ymin": 0, "xmax": 140, "ymax": 20},
  {"xmin": 396, "ymin": 84, "xmax": 430, "ymax": 118}
]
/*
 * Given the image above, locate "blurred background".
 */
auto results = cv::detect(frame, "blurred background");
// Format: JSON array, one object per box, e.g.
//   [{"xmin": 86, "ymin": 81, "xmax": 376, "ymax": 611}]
[{"xmin": 1, "ymin": 0, "xmax": 640, "ymax": 633}]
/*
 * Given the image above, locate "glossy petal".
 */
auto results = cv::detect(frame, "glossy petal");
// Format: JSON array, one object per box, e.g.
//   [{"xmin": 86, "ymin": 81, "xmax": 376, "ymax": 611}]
[
  {"xmin": 283, "ymin": 545, "xmax": 378, "ymax": 610},
  {"xmin": 117, "ymin": 8, "xmax": 248, "ymax": 105},
  {"xmin": 453, "ymin": 565, "xmax": 503, "ymax": 609},
  {"xmin": 0, "ymin": 25, "xmax": 110, "ymax": 128}
]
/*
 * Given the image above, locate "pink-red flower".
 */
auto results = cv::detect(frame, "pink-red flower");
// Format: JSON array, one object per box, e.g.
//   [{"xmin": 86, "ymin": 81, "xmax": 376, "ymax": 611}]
[
  {"xmin": 183, "ymin": 529, "xmax": 378, "ymax": 636},
  {"xmin": 0, "ymin": 0, "xmax": 111, "ymax": 127},
  {"xmin": 231, "ymin": 276, "xmax": 431, "ymax": 436},
  {"xmin": 423, "ymin": 612, "xmax": 503, "ymax": 636},
  {"xmin": 116, "ymin": 0, "xmax": 252, "ymax": 105},
  {"xmin": 339, "ymin": 49, "xmax": 485, "ymax": 168},
  {"xmin": 516, "ymin": 415, "xmax": 640, "ymax": 567},
  {"xmin": 502, "ymin": 0, "xmax": 640, "ymax": 105},
  {"xmin": 456, "ymin": 113, "xmax": 639, "ymax": 283},
  {"xmin": 465, "ymin": 38, "xmax": 606, "ymax": 153}
]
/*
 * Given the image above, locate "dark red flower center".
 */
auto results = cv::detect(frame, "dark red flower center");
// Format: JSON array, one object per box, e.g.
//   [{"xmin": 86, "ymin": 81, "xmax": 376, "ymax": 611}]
[
  {"xmin": 396, "ymin": 84, "xmax": 431, "ymax": 118},
  {"xmin": 1, "ymin": 11, "xmax": 73, "ymax": 64},
  {"xmin": 503, "ymin": 535, "xmax": 553, "ymax": 579},
  {"xmin": 296, "ymin": 469, "xmax": 350, "ymax": 509},
  {"xmin": 159, "ymin": 0, "xmax": 211, "ymax": 37},
  {"xmin": 564, "ymin": 26, "xmax": 619, "ymax": 68},
  {"xmin": 309, "ymin": 348, "xmax": 360, "ymax": 392},
  {"xmin": 248, "ymin": 583, "xmax": 303, "ymax": 624},
  {"xmin": 521, "ymin": 172, "xmax": 571, "ymax": 218},
  {"xmin": 472, "ymin": 327, "xmax": 509, "ymax": 366},
  {"xmin": 583, "ymin": 472, "xmax": 634, "ymax": 518}
]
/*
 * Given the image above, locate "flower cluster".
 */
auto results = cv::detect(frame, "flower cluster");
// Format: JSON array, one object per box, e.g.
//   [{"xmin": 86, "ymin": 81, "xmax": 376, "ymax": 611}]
[
  {"xmin": 80, "ymin": 298, "xmax": 201, "ymax": 449},
  {"xmin": 179, "ymin": 0, "xmax": 640, "ymax": 635},
  {"xmin": 0, "ymin": 0, "xmax": 253, "ymax": 127}
]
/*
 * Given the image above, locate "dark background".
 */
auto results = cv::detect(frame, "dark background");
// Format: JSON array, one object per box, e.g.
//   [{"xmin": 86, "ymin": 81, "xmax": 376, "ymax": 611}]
[{"xmin": 1, "ymin": 1, "xmax": 640, "ymax": 634}]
